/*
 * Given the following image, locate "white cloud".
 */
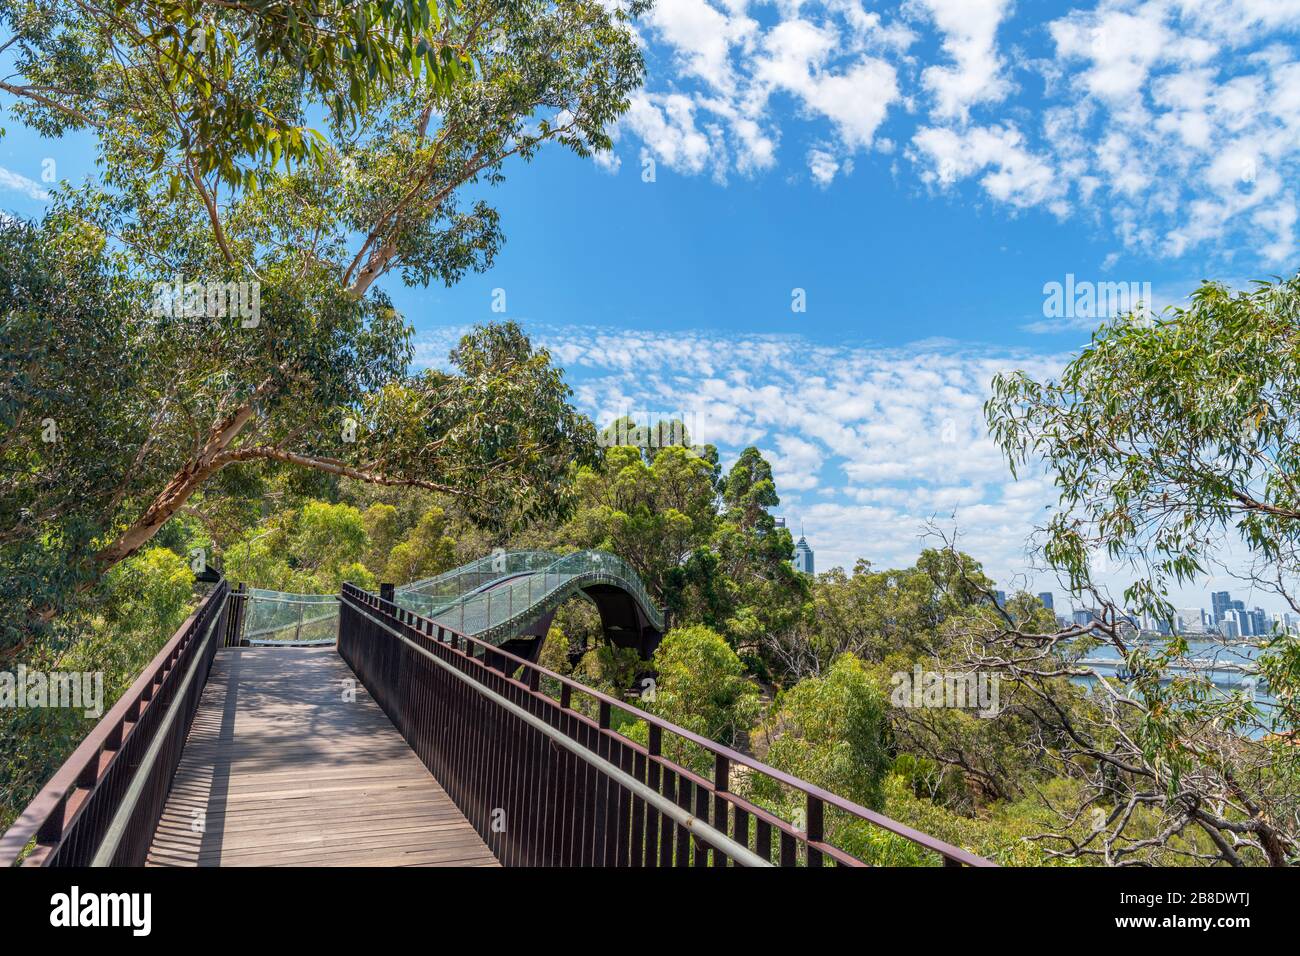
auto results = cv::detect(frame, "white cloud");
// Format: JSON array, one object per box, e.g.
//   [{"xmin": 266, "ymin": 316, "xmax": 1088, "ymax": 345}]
[
  {"xmin": 915, "ymin": 0, "xmax": 1014, "ymax": 120},
  {"xmin": 0, "ymin": 166, "xmax": 49, "ymax": 201},
  {"xmin": 623, "ymin": 93, "xmax": 726, "ymax": 180},
  {"xmin": 807, "ymin": 148, "xmax": 840, "ymax": 186},
  {"xmin": 434, "ymin": 323, "xmax": 1068, "ymax": 581},
  {"xmin": 645, "ymin": 0, "xmax": 757, "ymax": 94},
  {"xmin": 624, "ymin": 2, "xmax": 905, "ymax": 184},
  {"xmin": 606, "ymin": 0, "xmax": 1300, "ymax": 269},
  {"xmin": 912, "ymin": 124, "xmax": 1067, "ymax": 211}
]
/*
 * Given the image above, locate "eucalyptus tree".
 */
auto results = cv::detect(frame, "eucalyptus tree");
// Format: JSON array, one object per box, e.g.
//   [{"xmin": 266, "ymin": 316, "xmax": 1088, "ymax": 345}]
[
  {"xmin": 977, "ymin": 277, "xmax": 1300, "ymax": 865},
  {"xmin": 0, "ymin": 0, "xmax": 647, "ymax": 656},
  {"xmin": 0, "ymin": 1, "xmax": 470, "ymax": 189},
  {"xmin": 713, "ymin": 447, "xmax": 808, "ymax": 654}
]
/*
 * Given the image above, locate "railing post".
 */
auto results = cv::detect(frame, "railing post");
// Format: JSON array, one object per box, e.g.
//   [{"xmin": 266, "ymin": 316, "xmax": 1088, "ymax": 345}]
[
  {"xmin": 226, "ymin": 582, "xmax": 248, "ymax": 647},
  {"xmin": 380, "ymin": 582, "xmax": 395, "ymax": 604},
  {"xmin": 806, "ymin": 794, "xmax": 824, "ymax": 867},
  {"xmin": 712, "ymin": 754, "xmax": 729, "ymax": 867}
]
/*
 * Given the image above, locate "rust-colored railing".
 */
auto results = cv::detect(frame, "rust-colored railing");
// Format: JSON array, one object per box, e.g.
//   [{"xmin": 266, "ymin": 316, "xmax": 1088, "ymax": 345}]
[
  {"xmin": 0, "ymin": 581, "xmax": 232, "ymax": 867},
  {"xmin": 338, "ymin": 583, "xmax": 992, "ymax": 867}
]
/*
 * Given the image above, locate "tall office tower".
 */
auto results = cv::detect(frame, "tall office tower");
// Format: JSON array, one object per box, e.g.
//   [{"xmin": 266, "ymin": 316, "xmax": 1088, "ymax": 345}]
[
  {"xmin": 793, "ymin": 534, "xmax": 814, "ymax": 575},
  {"xmin": 1212, "ymin": 590, "xmax": 1232, "ymax": 623},
  {"xmin": 1037, "ymin": 592, "xmax": 1054, "ymax": 611},
  {"xmin": 1228, "ymin": 608, "xmax": 1252, "ymax": 637},
  {"xmin": 1251, "ymin": 608, "xmax": 1269, "ymax": 636}
]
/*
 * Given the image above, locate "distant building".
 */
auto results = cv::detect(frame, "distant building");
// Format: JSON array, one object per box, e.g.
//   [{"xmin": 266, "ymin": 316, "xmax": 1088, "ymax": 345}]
[
  {"xmin": 1251, "ymin": 608, "xmax": 1269, "ymax": 636},
  {"xmin": 1176, "ymin": 608, "xmax": 1210, "ymax": 634},
  {"xmin": 793, "ymin": 534, "xmax": 814, "ymax": 575},
  {"xmin": 994, "ymin": 590, "xmax": 1007, "ymax": 608},
  {"xmin": 1037, "ymin": 591, "xmax": 1054, "ymax": 611},
  {"xmin": 1211, "ymin": 590, "xmax": 1232, "ymax": 623},
  {"xmin": 1072, "ymin": 609, "xmax": 1100, "ymax": 628},
  {"xmin": 1235, "ymin": 609, "xmax": 1253, "ymax": 637},
  {"xmin": 774, "ymin": 516, "xmax": 787, "ymax": 529}
]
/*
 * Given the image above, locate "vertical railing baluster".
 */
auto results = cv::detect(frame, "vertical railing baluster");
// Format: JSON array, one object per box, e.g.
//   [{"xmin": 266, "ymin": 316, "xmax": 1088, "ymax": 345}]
[
  {"xmin": 712, "ymin": 755, "xmax": 729, "ymax": 867},
  {"xmin": 806, "ymin": 794, "xmax": 824, "ymax": 867},
  {"xmin": 646, "ymin": 725, "xmax": 662, "ymax": 867}
]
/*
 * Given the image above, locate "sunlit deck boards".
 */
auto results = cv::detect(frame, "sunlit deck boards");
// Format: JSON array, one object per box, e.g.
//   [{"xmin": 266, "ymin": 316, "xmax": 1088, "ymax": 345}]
[{"xmin": 146, "ymin": 646, "xmax": 498, "ymax": 867}]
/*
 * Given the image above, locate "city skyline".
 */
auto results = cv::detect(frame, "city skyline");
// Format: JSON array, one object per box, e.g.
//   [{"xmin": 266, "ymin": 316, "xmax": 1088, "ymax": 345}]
[{"xmin": 1065, "ymin": 586, "xmax": 1300, "ymax": 638}]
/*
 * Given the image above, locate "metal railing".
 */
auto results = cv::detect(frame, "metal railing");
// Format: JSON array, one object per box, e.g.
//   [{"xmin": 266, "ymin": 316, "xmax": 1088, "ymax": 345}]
[
  {"xmin": 238, "ymin": 588, "xmax": 339, "ymax": 645},
  {"xmin": 394, "ymin": 550, "xmax": 560, "ymax": 617},
  {"xmin": 0, "ymin": 580, "xmax": 232, "ymax": 867},
  {"xmin": 543, "ymin": 550, "xmax": 663, "ymax": 630},
  {"xmin": 338, "ymin": 583, "xmax": 992, "ymax": 867},
  {"xmin": 398, "ymin": 549, "xmax": 665, "ymax": 646}
]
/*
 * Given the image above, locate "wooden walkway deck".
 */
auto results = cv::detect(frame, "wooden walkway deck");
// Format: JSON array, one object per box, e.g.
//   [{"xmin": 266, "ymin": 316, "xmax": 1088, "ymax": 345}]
[{"xmin": 147, "ymin": 647, "xmax": 498, "ymax": 867}]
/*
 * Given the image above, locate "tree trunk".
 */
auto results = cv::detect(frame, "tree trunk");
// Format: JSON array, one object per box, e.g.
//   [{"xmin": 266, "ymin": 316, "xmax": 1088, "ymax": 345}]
[{"xmin": 93, "ymin": 402, "xmax": 257, "ymax": 569}]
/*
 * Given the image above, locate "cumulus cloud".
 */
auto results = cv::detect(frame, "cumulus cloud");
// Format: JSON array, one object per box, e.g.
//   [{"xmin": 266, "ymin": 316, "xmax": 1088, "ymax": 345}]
[
  {"xmin": 915, "ymin": 0, "xmax": 1015, "ymax": 120},
  {"xmin": 911, "ymin": 124, "xmax": 1068, "ymax": 212},
  {"xmin": 807, "ymin": 148, "xmax": 841, "ymax": 186},
  {"xmin": 620, "ymin": 1, "xmax": 907, "ymax": 183},
  {"xmin": 610, "ymin": 0, "xmax": 1300, "ymax": 267}
]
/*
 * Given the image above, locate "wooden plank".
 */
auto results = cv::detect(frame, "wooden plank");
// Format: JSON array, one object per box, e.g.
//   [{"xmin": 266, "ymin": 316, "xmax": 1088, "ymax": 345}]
[{"xmin": 146, "ymin": 647, "xmax": 498, "ymax": 867}]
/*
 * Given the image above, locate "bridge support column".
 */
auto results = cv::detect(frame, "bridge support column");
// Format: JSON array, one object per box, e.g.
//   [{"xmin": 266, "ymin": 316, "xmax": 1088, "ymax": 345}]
[{"xmin": 485, "ymin": 609, "xmax": 556, "ymax": 678}]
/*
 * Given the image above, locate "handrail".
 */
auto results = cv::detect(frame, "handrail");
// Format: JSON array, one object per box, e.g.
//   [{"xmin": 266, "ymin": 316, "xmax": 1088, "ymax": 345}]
[
  {"xmin": 91, "ymin": 589, "xmax": 227, "ymax": 865},
  {"xmin": 340, "ymin": 583, "xmax": 992, "ymax": 867},
  {"xmin": 344, "ymin": 596, "xmax": 770, "ymax": 867},
  {"xmin": 542, "ymin": 550, "xmax": 662, "ymax": 627},
  {"xmin": 413, "ymin": 551, "xmax": 665, "ymax": 645},
  {"xmin": 396, "ymin": 550, "xmax": 560, "ymax": 595},
  {"xmin": 0, "ymin": 580, "xmax": 231, "ymax": 867}
]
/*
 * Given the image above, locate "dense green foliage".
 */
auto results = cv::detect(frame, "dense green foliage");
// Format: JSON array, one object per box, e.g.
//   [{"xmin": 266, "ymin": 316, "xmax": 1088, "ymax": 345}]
[
  {"xmin": 0, "ymin": 0, "xmax": 645, "ymax": 659},
  {"xmin": 3, "ymin": 3, "xmax": 1297, "ymax": 866},
  {"xmin": 756, "ymin": 654, "xmax": 890, "ymax": 811},
  {"xmin": 0, "ymin": 1, "xmax": 471, "ymax": 190},
  {"xmin": 988, "ymin": 275, "xmax": 1300, "ymax": 618}
]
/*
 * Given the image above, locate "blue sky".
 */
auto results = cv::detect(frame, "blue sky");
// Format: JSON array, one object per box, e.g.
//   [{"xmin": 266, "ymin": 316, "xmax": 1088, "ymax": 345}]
[{"xmin": 4, "ymin": 0, "xmax": 1299, "ymax": 613}]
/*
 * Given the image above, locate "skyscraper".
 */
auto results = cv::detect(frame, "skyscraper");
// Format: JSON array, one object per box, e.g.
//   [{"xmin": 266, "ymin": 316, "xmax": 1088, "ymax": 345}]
[
  {"xmin": 1212, "ymin": 590, "xmax": 1231, "ymax": 623},
  {"xmin": 793, "ymin": 533, "xmax": 814, "ymax": 575},
  {"xmin": 1037, "ymin": 592, "xmax": 1054, "ymax": 611},
  {"xmin": 1072, "ymin": 608, "xmax": 1100, "ymax": 628},
  {"xmin": 1251, "ymin": 607, "xmax": 1269, "ymax": 636},
  {"xmin": 1228, "ymin": 608, "xmax": 1252, "ymax": 637}
]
